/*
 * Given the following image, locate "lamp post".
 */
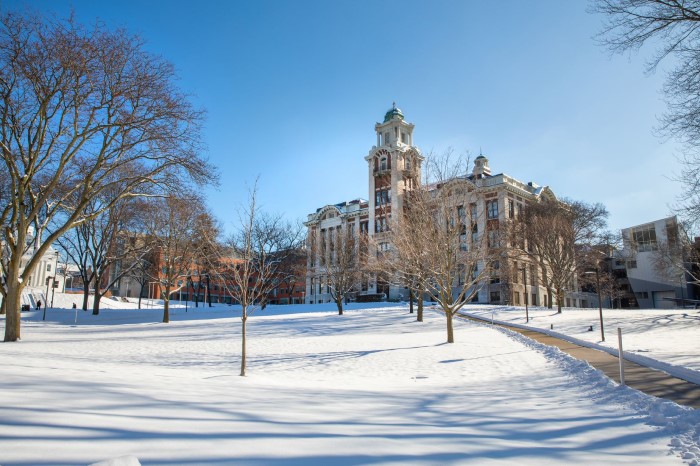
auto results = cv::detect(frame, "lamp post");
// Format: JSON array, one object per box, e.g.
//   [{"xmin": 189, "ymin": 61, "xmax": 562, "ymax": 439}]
[
  {"xmin": 521, "ymin": 267, "xmax": 529, "ymax": 323},
  {"xmin": 585, "ymin": 267, "xmax": 605, "ymax": 342}
]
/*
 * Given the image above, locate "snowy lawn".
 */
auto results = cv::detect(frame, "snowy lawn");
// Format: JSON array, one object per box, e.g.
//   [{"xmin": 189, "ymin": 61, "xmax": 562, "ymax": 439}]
[
  {"xmin": 459, "ymin": 305, "xmax": 700, "ymax": 384},
  {"xmin": 1, "ymin": 300, "xmax": 698, "ymax": 465}
]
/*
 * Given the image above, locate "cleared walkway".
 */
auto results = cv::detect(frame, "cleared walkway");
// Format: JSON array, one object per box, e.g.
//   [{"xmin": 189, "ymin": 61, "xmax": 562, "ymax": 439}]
[{"xmin": 458, "ymin": 313, "xmax": 700, "ymax": 409}]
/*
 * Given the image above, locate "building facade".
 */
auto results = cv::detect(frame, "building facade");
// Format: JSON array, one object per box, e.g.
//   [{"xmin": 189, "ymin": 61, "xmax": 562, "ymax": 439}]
[
  {"xmin": 305, "ymin": 105, "xmax": 587, "ymax": 307},
  {"xmin": 622, "ymin": 216, "xmax": 693, "ymax": 308}
]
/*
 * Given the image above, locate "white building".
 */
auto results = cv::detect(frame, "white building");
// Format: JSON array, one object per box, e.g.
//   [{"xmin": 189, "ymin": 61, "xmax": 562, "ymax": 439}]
[
  {"xmin": 1, "ymin": 226, "xmax": 62, "ymax": 309},
  {"xmin": 305, "ymin": 105, "xmax": 587, "ymax": 307},
  {"xmin": 622, "ymin": 216, "xmax": 689, "ymax": 308}
]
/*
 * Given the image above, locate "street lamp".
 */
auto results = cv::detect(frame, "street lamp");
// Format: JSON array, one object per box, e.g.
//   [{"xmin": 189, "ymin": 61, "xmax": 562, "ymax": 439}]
[
  {"xmin": 585, "ymin": 267, "xmax": 605, "ymax": 342},
  {"xmin": 520, "ymin": 267, "xmax": 529, "ymax": 323}
]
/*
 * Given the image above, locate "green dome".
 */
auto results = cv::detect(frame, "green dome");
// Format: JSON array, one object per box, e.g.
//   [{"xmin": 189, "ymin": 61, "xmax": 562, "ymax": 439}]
[{"xmin": 383, "ymin": 102, "xmax": 404, "ymax": 123}]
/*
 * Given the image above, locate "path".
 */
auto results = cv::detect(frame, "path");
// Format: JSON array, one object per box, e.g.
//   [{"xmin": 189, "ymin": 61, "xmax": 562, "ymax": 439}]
[{"xmin": 457, "ymin": 313, "xmax": 700, "ymax": 409}]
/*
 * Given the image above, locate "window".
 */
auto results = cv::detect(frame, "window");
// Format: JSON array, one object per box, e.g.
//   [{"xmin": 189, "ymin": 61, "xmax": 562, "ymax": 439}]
[
  {"xmin": 401, "ymin": 132, "xmax": 408, "ymax": 144},
  {"xmin": 375, "ymin": 217, "xmax": 388, "ymax": 233},
  {"xmin": 487, "ymin": 200, "xmax": 499, "ymax": 219},
  {"xmin": 470, "ymin": 203, "xmax": 478, "ymax": 223},
  {"xmin": 380, "ymin": 157, "xmax": 387, "ymax": 171},
  {"xmin": 627, "ymin": 260, "xmax": 637, "ymax": 269},
  {"xmin": 405, "ymin": 157, "xmax": 411, "ymax": 170},
  {"xmin": 46, "ymin": 264, "xmax": 52, "ymax": 272},
  {"xmin": 514, "ymin": 291, "xmax": 520, "ymax": 305},
  {"xmin": 490, "ymin": 291, "xmax": 501, "ymax": 303},
  {"xmin": 508, "ymin": 200, "xmax": 515, "ymax": 219},
  {"xmin": 375, "ymin": 189, "xmax": 391, "ymax": 205},
  {"xmin": 635, "ymin": 291, "xmax": 649, "ymax": 299},
  {"xmin": 630, "ymin": 224, "xmax": 657, "ymax": 252}
]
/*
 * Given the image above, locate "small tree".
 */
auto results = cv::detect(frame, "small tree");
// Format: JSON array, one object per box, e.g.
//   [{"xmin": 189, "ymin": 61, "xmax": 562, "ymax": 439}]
[
  {"xmin": 386, "ymin": 152, "xmax": 495, "ymax": 343},
  {"xmin": 313, "ymin": 226, "xmax": 366, "ymax": 315},
  {"xmin": 141, "ymin": 196, "xmax": 203, "ymax": 323},
  {"xmin": 216, "ymin": 181, "xmax": 302, "ymax": 376},
  {"xmin": 512, "ymin": 198, "xmax": 609, "ymax": 313}
]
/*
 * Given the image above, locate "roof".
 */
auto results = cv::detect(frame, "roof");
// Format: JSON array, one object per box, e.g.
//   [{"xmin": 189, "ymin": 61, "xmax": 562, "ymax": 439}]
[{"xmin": 383, "ymin": 102, "xmax": 404, "ymax": 123}]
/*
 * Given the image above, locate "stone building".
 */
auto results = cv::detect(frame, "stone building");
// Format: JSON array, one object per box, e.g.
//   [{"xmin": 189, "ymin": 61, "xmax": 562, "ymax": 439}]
[{"xmin": 304, "ymin": 105, "xmax": 582, "ymax": 307}]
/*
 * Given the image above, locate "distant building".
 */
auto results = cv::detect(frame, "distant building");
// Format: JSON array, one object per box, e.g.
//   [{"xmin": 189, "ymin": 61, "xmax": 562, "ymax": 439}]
[
  {"xmin": 305, "ymin": 105, "xmax": 587, "ymax": 307},
  {"xmin": 621, "ymin": 216, "xmax": 693, "ymax": 308}
]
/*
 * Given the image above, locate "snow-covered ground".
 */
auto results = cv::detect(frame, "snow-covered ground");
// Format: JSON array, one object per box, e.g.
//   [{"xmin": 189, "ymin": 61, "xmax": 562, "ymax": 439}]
[
  {"xmin": 459, "ymin": 305, "xmax": 700, "ymax": 385},
  {"xmin": 1, "ymin": 297, "xmax": 699, "ymax": 465}
]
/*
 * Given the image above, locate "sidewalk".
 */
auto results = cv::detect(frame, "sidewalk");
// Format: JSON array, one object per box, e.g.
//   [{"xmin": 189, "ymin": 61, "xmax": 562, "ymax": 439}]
[{"xmin": 457, "ymin": 313, "xmax": 700, "ymax": 409}]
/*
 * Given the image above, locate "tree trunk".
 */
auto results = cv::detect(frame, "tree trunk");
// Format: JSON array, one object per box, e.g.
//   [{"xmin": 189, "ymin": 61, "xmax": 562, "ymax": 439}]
[
  {"xmin": 163, "ymin": 286, "xmax": 170, "ymax": 323},
  {"xmin": 547, "ymin": 286, "xmax": 554, "ymax": 309},
  {"xmin": 409, "ymin": 288, "xmax": 414, "ymax": 314},
  {"xmin": 336, "ymin": 296, "xmax": 343, "ymax": 315},
  {"xmin": 82, "ymin": 281, "xmax": 90, "ymax": 311},
  {"xmin": 240, "ymin": 310, "xmax": 247, "ymax": 376},
  {"xmin": 3, "ymin": 286, "xmax": 22, "ymax": 341},
  {"xmin": 207, "ymin": 276, "xmax": 212, "ymax": 307},
  {"xmin": 92, "ymin": 291, "xmax": 102, "ymax": 315},
  {"xmin": 194, "ymin": 281, "xmax": 200, "ymax": 308},
  {"xmin": 557, "ymin": 290, "xmax": 563, "ymax": 313},
  {"xmin": 417, "ymin": 296, "xmax": 423, "ymax": 322},
  {"xmin": 446, "ymin": 309, "xmax": 454, "ymax": 343},
  {"xmin": 138, "ymin": 282, "xmax": 144, "ymax": 309}
]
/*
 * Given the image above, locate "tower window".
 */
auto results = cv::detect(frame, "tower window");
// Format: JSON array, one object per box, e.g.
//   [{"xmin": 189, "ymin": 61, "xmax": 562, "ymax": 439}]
[
  {"xmin": 405, "ymin": 157, "xmax": 411, "ymax": 170},
  {"xmin": 380, "ymin": 157, "xmax": 387, "ymax": 171},
  {"xmin": 487, "ymin": 200, "xmax": 499, "ymax": 219},
  {"xmin": 401, "ymin": 132, "xmax": 408, "ymax": 144}
]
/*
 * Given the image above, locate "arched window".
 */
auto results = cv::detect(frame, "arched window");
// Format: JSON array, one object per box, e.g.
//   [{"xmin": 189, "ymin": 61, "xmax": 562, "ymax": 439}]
[{"xmin": 380, "ymin": 157, "xmax": 387, "ymax": 171}]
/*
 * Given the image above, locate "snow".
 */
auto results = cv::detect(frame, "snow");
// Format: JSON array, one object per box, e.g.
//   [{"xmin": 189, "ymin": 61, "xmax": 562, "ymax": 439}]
[
  {"xmin": 459, "ymin": 305, "xmax": 700, "ymax": 385},
  {"xmin": 0, "ymin": 296, "xmax": 698, "ymax": 465}
]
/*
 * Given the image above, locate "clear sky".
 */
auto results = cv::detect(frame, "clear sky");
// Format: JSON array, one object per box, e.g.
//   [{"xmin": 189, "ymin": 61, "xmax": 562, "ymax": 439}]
[{"xmin": 4, "ymin": 0, "xmax": 683, "ymax": 234}]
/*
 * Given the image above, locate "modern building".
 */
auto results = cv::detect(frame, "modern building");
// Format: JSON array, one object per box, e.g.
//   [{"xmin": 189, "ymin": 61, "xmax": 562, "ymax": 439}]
[
  {"xmin": 305, "ymin": 105, "xmax": 586, "ymax": 307},
  {"xmin": 621, "ymin": 216, "xmax": 693, "ymax": 308}
]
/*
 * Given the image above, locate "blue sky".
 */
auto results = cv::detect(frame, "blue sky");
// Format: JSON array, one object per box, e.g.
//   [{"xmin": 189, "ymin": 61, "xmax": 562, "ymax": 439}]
[{"xmin": 6, "ymin": 0, "xmax": 682, "ymax": 233}]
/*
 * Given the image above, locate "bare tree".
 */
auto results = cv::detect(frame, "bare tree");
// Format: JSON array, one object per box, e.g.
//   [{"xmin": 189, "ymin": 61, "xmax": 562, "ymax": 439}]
[
  {"xmin": 124, "ymin": 249, "xmax": 157, "ymax": 310},
  {"xmin": 0, "ymin": 12, "xmax": 213, "ymax": 341},
  {"xmin": 188, "ymin": 212, "xmax": 221, "ymax": 308},
  {"xmin": 512, "ymin": 198, "xmax": 609, "ymax": 312},
  {"xmin": 141, "ymin": 196, "xmax": 203, "ymax": 323},
  {"xmin": 649, "ymin": 221, "xmax": 700, "ymax": 294},
  {"xmin": 56, "ymin": 195, "xmax": 148, "ymax": 315},
  {"xmin": 592, "ymin": 1, "xmax": 700, "ymax": 224},
  {"xmin": 275, "ymin": 245, "xmax": 306, "ymax": 305},
  {"xmin": 319, "ymin": 226, "xmax": 366, "ymax": 315},
  {"xmin": 215, "ymin": 182, "xmax": 303, "ymax": 376},
  {"xmin": 385, "ymin": 152, "xmax": 495, "ymax": 343}
]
